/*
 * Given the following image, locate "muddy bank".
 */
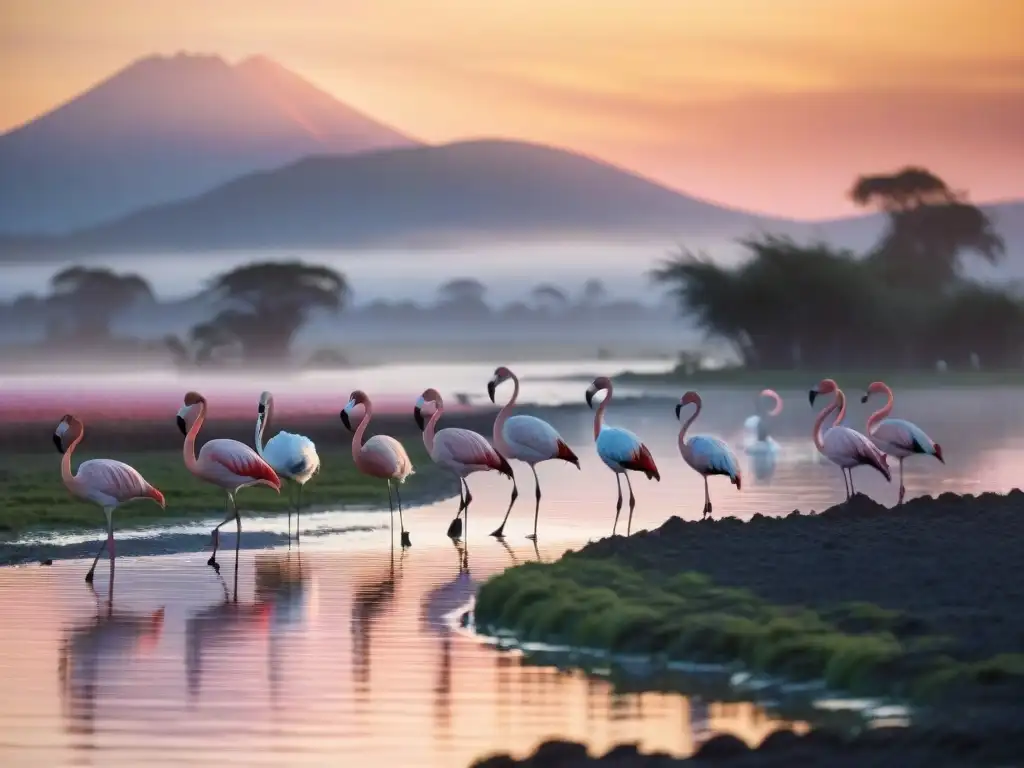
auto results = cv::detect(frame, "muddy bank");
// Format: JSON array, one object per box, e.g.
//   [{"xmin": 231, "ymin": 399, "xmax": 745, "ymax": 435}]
[
  {"xmin": 470, "ymin": 725, "xmax": 1014, "ymax": 767},
  {"xmin": 473, "ymin": 491, "xmax": 1024, "ymax": 764}
]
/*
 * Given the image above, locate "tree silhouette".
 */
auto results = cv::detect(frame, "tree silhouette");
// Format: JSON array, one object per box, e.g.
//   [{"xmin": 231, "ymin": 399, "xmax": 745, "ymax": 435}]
[
  {"xmin": 580, "ymin": 278, "xmax": 607, "ymax": 307},
  {"xmin": 193, "ymin": 261, "xmax": 348, "ymax": 363},
  {"xmin": 46, "ymin": 266, "xmax": 154, "ymax": 342},
  {"xmin": 530, "ymin": 283, "xmax": 569, "ymax": 314},
  {"xmin": 435, "ymin": 277, "xmax": 490, "ymax": 318},
  {"xmin": 852, "ymin": 167, "xmax": 1005, "ymax": 293}
]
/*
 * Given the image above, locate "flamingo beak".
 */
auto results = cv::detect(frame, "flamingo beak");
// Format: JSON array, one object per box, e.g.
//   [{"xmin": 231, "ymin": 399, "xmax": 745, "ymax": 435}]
[
  {"xmin": 674, "ymin": 403, "xmax": 682, "ymax": 420},
  {"xmin": 860, "ymin": 392, "xmax": 870, "ymax": 404},
  {"xmin": 487, "ymin": 380, "xmax": 496, "ymax": 404},
  {"xmin": 585, "ymin": 385, "xmax": 597, "ymax": 409},
  {"xmin": 808, "ymin": 389, "xmax": 818, "ymax": 406},
  {"xmin": 176, "ymin": 415, "xmax": 187, "ymax": 436},
  {"xmin": 53, "ymin": 433, "xmax": 65, "ymax": 454},
  {"xmin": 413, "ymin": 406, "xmax": 425, "ymax": 431},
  {"xmin": 340, "ymin": 409, "xmax": 351, "ymax": 431}
]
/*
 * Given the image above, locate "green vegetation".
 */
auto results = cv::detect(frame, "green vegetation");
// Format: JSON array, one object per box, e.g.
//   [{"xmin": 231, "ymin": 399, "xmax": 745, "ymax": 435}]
[
  {"xmin": 0, "ymin": 441, "xmax": 436, "ymax": 537},
  {"xmin": 652, "ymin": 167, "xmax": 1022, "ymax": 372},
  {"xmin": 474, "ymin": 555, "xmax": 1024, "ymax": 703}
]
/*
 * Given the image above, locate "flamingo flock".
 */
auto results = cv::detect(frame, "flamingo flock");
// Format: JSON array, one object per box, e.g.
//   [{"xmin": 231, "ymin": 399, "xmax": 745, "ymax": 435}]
[{"xmin": 55, "ymin": 370, "xmax": 943, "ymax": 586}]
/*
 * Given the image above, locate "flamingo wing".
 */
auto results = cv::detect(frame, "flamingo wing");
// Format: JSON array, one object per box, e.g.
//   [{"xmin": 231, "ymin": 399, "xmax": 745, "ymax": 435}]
[
  {"xmin": 202, "ymin": 439, "xmax": 281, "ymax": 488},
  {"xmin": 435, "ymin": 428, "xmax": 512, "ymax": 476},
  {"xmin": 872, "ymin": 418, "xmax": 937, "ymax": 458},
  {"xmin": 76, "ymin": 459, "xmax": 163, "ymax": 506},
  {"xmin": 823, "ymin": 427, "xmax": 891, "ymax": 481},
  {"xmin": 264, "ymin": 431, "xmax": 320, "ymax": 480},
  {"xmin": 502, "ymin": 414, "xmax": 561, "ymax": 462},
  {"xmin": 596, "ymin": 427, "xmax": 660, "ymax": 480},
  {"xmin": 361, "ymin": 435, "xmax": 415, "ymax": 481},
  {"xmin": 686, "ymin": 436, "xmax": 740, "ymax": 481}
]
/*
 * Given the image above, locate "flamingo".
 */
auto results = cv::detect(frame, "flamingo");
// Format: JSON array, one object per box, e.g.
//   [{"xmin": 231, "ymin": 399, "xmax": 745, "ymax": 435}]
[
  {"xmin": 254, "ymin": 391, "xmax": 320, "ymax": 540},
  {"xmin": 861, "ymin": 381, "xmax": 944, "ymax": 505},
  {"xmin": 676, "ymin": 392, "xmax": 742, "ymax": 520},
  {"xmin": 413, "ymin": 388, "xmax": 514, "ymax": 540},
  {"xmin": 487, "ymin": 365, "xmax": 580, "ymax": 540},
  {"xmin": 341, "ymin": 389, "xmax": 415, "ymax": 548},
  {"xmin": 743, "ymin": 388, "xmax": 783, "ymax": 454},
  {"xmin": 54, "ymin": 414, "xmax": 166, "ymax": 585},
  {"xmin": 177, "ymin": 391, "xmax": 281, "ymax": 573},
  {"xmin": 809, "ymin": 379, "xmax": 891, "ymax": 500},
  {"xmin": 585, "ymin": 376, "xmax": 660, "ymax": 536}
]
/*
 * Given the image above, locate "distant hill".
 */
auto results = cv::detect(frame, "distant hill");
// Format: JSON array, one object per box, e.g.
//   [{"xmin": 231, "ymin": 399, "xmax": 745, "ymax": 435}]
[
  {"xmin": 0, "ymin": 139, "xmax": 830, "ymax": 257},
  {"xmin": 0, "ymin": 53, "xmax": 418, "ymax": 234}
]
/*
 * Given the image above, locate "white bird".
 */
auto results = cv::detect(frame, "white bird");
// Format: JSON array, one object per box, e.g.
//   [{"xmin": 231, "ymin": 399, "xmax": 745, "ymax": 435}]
[
  {"xmin": 486, "ymin": 365, "xmax": 580, "ymax": 540},
  {"xmin": 809, "ymin": 379, "xmax": 891, "ymax": 500},
  {"xmin": 676, "ymin": 391, "xmax": 741, "ymax": 519},
  {"xmin": 743, "ymin": 388, "xmax": 783, "ymax": 456},
  {"xmin": 178, "ymin": 391, "xmax": 281, "ymax": 574},
  {"xmin": 585, "ymin": 376, "xmax": 660, "ymax": 536},
  {"xmin": 861, "ymin": 380, "xmax": 944, "ymax": 505},
  {"xmin": 54, "ymin": 414, "xmax": 165, "ymax": 586},
  {"xmin": 254, "ymin": 391, "xmax": 320, "ymax": 540},
  {"xmin": 414, "ymin": 387, "xmax": 514, "ymax": 540}
]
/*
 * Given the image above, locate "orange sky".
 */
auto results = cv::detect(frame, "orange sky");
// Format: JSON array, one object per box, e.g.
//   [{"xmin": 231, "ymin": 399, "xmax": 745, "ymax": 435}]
[{"xmin": 1, "ymin": 0, "xmax": 1022, "ymax": 217}]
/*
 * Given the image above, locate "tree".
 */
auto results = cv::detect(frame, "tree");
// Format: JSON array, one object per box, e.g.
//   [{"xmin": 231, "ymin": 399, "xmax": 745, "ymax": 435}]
[
  {"xmin": 530, "ymin": 283, "xmax": 569, "ymax": 314},
  {"xmin": 434, "ymin": 277, "xmax": 490, "ymax": 319},
  {"xmin": 851, "ymin": 167, "xmax": 1005, "ymax": 293},
  {"xmin": 193, "ymin": 261, "xmax": 348, "ymax": 363},
  {"xmin": 580, "ymin": 278, "xmax": 607, "ymax": 307},
  {"xmin": 46, "ymin": 266, "xmax": 155, "ymax": 342}
]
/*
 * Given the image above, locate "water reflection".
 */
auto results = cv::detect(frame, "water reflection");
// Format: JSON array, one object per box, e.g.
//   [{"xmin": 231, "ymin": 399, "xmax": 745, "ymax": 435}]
[
  {"xmin": 57, "ymin": 586, "xmax": 165, "ymax": 746},
  {"xmin": 352, "ymin": 544, "xmax": 405, "ymax": 696}
]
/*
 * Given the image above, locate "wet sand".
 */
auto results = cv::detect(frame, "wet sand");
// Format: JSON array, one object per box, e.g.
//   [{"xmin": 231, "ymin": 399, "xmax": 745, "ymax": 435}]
[{"xmin": 471, "ymin": 491, "xmax": 1024, "ymax": 767}]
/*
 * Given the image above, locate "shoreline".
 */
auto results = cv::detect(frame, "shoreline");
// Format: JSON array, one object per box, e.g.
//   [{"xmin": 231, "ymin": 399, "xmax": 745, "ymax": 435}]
[
  {"xmin": 613, "ymin": 367, "xmax": 1024, "ymax": 390},
  {"xmin": 469, "ymin": 491, "xmax": 1024, "ymax": 766}
]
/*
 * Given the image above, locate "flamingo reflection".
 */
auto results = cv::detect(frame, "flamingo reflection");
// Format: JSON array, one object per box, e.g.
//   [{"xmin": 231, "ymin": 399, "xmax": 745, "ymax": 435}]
[
  {"xmin": 350, "ymin": 544, "xmax": 406, "ymax": 695},
  {"xmin": 58, "ymin": 588, "xmax": 165, "ymax": 743},
  {"xmin": 185, "ymin": 551, "xmax": 309, "ymax": 703}
]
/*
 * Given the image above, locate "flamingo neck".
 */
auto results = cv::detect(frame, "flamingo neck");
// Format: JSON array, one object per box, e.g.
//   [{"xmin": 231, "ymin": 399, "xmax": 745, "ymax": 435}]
[
  {"xmin": 352, "ymin": 400, "xmax": 373, "ymax": 464},
  {"xmin": 184, "ymin": 402, "xmax": 205, "ymax": 474},
  {"xmin": 677, "ymin": 402, "xmax": 700, "ymax": 452},
  {"xmin": 594, "ymin": 383, "xmax": 612, "ymax": 441},
  {"xmin": 492, "ymin": 374, "xmax": 519, "ymax": 455},
  {"xmin": 423, "ymin": 403, "xmax": 442, "ymax": 455},
  {"xmin": 812, "ymin": 395, "xmax": 840, "ymax": 452},
  {"xmin": 866, "ymin": 384, "xmax": 893, "ymax": 434},
  {"xmin": 833, "ymin": 389, "xmax": 847, "ymax": 426},
  {"xmin": 255, "ymin": 401, "xmax": 271, "ymax": 457},
  {"xmin": 61, "ymin": 430, "xmax": 83, "ymax": 494},
  {"xmin": 767, "ymin": 392, "xmax": 783, "ymax": 416}
]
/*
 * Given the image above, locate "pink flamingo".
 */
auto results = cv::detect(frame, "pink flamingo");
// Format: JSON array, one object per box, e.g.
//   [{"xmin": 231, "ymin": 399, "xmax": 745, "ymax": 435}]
[
  {"xmin": 585, "ymin": 376, "xmax": 660, "ymax": 536},
  {"xmin": 862, "ymin": 381, "xmax": 944, "ymax": 505},
  {"xmin": 177, "ymin": 391, "xmax": 281, "ymax": 573},
  {"xmin": 341, "ymin": 389, "xmax": 415, "ymax": 548},
  {"xmin": 809, "ymin": 379, "xmax": 891, "ymax": 500},
  {"xmin": 676, "ymin": 392, "xmax": 741, "ymax": 520},
  {"xmin": 414, "ymin": 388, "xmax": 514, "ymax": 540},
  {"xmin": 487, "ymin": 365, "xmax": 580, "ymax": 540},
  {"xmin": 54, "ymin": 414, "xmax": 166, "ymax": 585}
]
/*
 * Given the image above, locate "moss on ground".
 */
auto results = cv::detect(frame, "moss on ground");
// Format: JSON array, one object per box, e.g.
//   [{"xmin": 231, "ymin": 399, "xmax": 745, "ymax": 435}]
[
  {"xmin": 474, "ymin": 554, "xmax": 1024, "ymax": 703},
  {"xmin": 0, "ymin": 441, "xmax": 435, "ymax": 536}
]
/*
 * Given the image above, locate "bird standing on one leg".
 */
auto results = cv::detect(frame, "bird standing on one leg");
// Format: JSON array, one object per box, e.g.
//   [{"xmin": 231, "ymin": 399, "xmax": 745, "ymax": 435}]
[
  {"xmin": 54, "ymin": 415, "xmax": 165, "ymax": 590},
  {"xmin": 487, "ymin": 366, "xmax": 579, "ymax": 540},
  {"xmin": 675, "ymin": 391, "xmax": 741, "ymax": 520}
]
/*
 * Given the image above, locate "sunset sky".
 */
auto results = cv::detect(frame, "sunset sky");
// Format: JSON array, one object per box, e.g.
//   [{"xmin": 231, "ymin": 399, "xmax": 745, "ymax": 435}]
[{"xmin": 1, "ymin": 0, "xmax": 1022, "ymax": 217}]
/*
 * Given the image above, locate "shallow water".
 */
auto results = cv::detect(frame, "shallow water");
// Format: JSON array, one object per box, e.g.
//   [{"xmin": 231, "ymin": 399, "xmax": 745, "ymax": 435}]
[{"xmin": 2, "ymin": 381, "xmax": 1020, "ymax": 765}]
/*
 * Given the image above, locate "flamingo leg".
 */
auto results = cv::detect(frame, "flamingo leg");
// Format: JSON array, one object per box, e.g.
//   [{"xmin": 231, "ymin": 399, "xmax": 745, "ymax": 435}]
[
  {"xmin": 446, "ymin": 478, "xmax": 465, "ymax": 539},
  {"xmin": 394, "ymin": 483, "xmax": 411, "ymax": 548},
  {"xmin": 526, "ymin": 465, "xmax": 541, "ymax": 541},
  {"xmin": 386, "ymin": 478, "xmax": 396, "ymax": 542},
  {"xmin": 463, "ymin": 480, "xmax": 474, "ymax": 540},
  {"xmin": 208, "ymin": 493, "xmax": 237, "ymax": 574},
  {"xmin": 285, "ymin": 479, "xmax": 292, "ymax": 541},
  {"xmin": 703, "ymin": 476, "xmax": 712, "ymax": 520},
  {"xmin": 295, "ymin": 482, "xmax": 303, "ymax": 543},
  {"xmin": 490, "ymin": 472, "xmax": 519, "ymax": 539},
  {"xmin": 898, "ymin": 458, "xmax": 905, "ymax": 505},
  {"xmin": 840, "ymin": 468, "xmax": 850, "ymax": 500},
  {"xmin": 624, "ymin": 473, "xmax": 637, "ymax": 536},
  {"xmin": 85, "ymin": 531, "xmax": 107, "ymax": 583},
  {"xmin": 612, "ymin": 473, "xmax": 624, "ymax": 535},
  {"xmin": 849, "ymin": 469, "xmax": 857, "ymax": 497},
  {"xmin": 232, "ymin": 507, "xmax": 241, "ymax": 600}
]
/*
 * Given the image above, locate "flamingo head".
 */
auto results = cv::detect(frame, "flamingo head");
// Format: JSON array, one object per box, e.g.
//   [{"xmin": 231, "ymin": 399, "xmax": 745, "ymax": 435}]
[
  {"xmin": 585, "ymin": 376, "xmax": 612, "ymax": 409},
  {"xmin": 487, "ymin": 366, "xmax": 514, "ymax": 403},
  {"xmin": 860, "ymin": 381, "xmax": 888, "ymax": 404},
  {"xmin": 675, "ymin": 391, "xmax": 701, "ymax": 420},
  {"xmin": 414, "ymin": 388, "xmax": 442, "ymax": 431},
  {"xmin": 53, "ymin": 414, "xmax": 81, "ymax": 454},
  {"xmin": 809, "ymin": 378, "xmax": 838, "ymax": 406},
  {"xmin": 340, "ymin": 390, "xmax": 370, "ymax": 431},
  {"xmin": 258, "ymin": 391, "xmax": 274, "ymax": 415},
  {"xmin": 177, "ymin": 392, "xmax": 205, "ymax": 435}
]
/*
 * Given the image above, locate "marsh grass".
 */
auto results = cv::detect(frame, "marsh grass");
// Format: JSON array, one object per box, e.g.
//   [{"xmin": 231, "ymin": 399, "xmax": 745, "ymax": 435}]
[{"xmin": 475, "ymin": 554, "xmax": 1024, "ymax": 702}]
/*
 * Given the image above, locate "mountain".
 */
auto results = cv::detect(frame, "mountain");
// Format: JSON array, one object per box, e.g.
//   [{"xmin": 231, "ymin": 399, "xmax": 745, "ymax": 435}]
[
  {"xmin": 0, "ymin": 53, "xmax": 418, "ymax": 234},
  {"xmin": 0, "ymin": 139, "xmax": 818, "ymax": 257}
]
